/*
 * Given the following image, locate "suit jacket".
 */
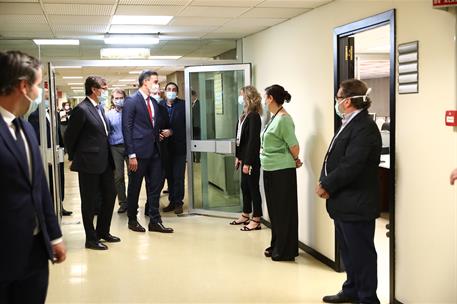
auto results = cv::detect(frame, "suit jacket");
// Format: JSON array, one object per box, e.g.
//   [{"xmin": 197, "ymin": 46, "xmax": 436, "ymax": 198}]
[
  {"xmin": 64, "ymin": 98, "xmax": 114, "ymax": 174},
  {"xmin": 0, "ymin": 116, "xmax": 62, "ymax": 282},
  {"xmin": 235, "ymin": 112, "xmax": 261, "ymax": 166},
  {"xmin": 28, "ymin": 108, "xmax": 64, "ymax": 148},
  {"xmin": 319, "ymin": 110, "xmax": 382, "ymax": 221},
  {"xmin": 122, "ymin": 91, "xmax": 169, "ymax": 159},
  {"xmin": 160, "ymin": 98, "xmax": 186, "ymax": 156},
  {"xmin": 192, "ymin": 99, "xmax": 201, "ymax": 139}
]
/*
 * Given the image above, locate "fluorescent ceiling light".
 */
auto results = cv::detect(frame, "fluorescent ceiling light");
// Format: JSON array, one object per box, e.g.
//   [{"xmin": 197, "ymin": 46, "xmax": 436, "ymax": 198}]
[
  {"xmin": 55, "ymin": 66, "xmax": 82, "ymax": 69},
  {"xmin": 63, "ymin": 76, "xmax": 83, "ymax": 79},
  {"xmin": 119, "ymin": 79, "xmax": 135, "ymax": 82},
  {"xmin": 33, "ymin": 39, "xmax": 79, "ymax": 46},
  {"xmin": 71, "ymin": 87, "xmax": 84, "ymax": 90},
  {"xmin": 104, "ymin": 35, "xmax": 159, "ymax": 45},
  {"xmin": 149, "ymin": 55, "xmax": 182, "ymax": 60},
  {"xmin": 112, "ymin": 84, "xmax": 126, "ymax": 87},
  {"xmin": 100, "ymin": 48, "xmax": 150, "ymax": 59},
  {"xmin": 129, "ymin": 70, "xmax": 142, "ymax": 74},
  {"xmin": 68, "ymin": 83, "xmax": 83, "ymax": 85},
  {"xmin": 112, "ymin": 15, "xmax": 172, "ymax": 25}
]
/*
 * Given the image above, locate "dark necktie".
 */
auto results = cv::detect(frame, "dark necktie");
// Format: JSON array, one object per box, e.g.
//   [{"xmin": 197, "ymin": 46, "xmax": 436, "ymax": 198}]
[{"xmin": 12, "ymin": 118, "xmax": 29, "ymax": 177}]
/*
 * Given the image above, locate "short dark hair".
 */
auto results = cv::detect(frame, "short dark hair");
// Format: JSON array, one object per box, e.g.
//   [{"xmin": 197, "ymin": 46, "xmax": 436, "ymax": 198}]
[
  {"xmin": 165, "ymin": 82, "xmax": 179, "ymax": 93},
  {"xmin": 265, "ymin": 84, "xmax": 291, "ymax": 105},
  {"xmin": 85, "ymin": 76, "xmax": 106, "ymax": 96},
  {"xmin": 138, "ymin": 70, "xmax": 158, "ymax": 87},
  {"xmin": 0, "ymin": 50, "xmax": 41, "ymax": 96},
  {"xmin": 191, "ymin": 90, "xmax": 197, "ymax": 97},
  {"xmin": 339, "ymin": 79, "xmax": 372, "ymax": 110}
]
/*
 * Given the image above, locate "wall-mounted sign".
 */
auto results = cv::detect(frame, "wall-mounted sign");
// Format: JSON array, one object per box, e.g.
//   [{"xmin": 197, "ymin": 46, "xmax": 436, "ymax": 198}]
[
  {"xmin": 433, "ymin": 0, "xmax": 457, "ymax": 8},
  {"xmin": 398, "ymin": 41, "xmax": 419, "ymax": 94}
]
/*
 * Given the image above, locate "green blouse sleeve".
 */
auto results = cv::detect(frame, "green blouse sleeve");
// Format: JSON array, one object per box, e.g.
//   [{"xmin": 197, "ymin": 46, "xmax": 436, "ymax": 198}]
[{"xmin": 279, "ymin": 116, "xmax": 299, "ymax": 148}]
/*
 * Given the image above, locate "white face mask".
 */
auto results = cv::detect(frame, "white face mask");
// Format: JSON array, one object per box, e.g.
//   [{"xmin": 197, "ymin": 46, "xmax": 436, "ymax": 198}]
[
  {"xmin": 152, "ymin": 94, "xmax": 161, "ymax": 102},
  {"xmin": 24, "ymin": 87, "xmax": 43, "ymax": 118},
  {"xmin": 334, "ymin": 98, "xmax": 345, "ymax": 118},
  {"xmin": 166, "ymin": 91, "xmax": 177, "ymax": 100},
  {"xmin": 238, "ymin": 95, "xmax": 244, "ymax": 105}
]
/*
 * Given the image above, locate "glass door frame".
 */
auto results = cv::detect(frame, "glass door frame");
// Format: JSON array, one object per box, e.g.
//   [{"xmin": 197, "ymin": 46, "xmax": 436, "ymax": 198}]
[{"xmin": 184, "ymin": 63, "xmax": 251, "ymax": 217}]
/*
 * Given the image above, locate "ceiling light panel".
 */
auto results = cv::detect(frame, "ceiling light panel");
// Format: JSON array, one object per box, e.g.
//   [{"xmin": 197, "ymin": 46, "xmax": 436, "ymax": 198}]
[
  {"xmin": 116, "ymin": 5, "xmax": 183, "ymax": 15},
  {"xmin": 104, "ymin": 35, "xmax": 159, "ymax": 45},
  {"xmin": 34, "ymin": 39, "xmax": 80, "ymax": 45},
  {"xmin": 100, "ymin": 48, "xmax": 150, "ymax": 59},
  {"xmin": 109, "ymin": 25, "xmax": 164, "ymax": 34},
  {"xmin": 63, "ymin": 76, "xmax": 83, "ymax": 79},
  {"xmin": 241, "ymin": 7, "xmax": 309, "ymax": 18},
  {"xmin": 44, "ymin": 0, "xmax": 116, "ymax": 3},
  {"xmin": 180, "ymin": 6, "xmax": 248, "ymax": 18},
  {"xmin": 43, "ymin": 4, "xmax": 114, "ymax": 16}
]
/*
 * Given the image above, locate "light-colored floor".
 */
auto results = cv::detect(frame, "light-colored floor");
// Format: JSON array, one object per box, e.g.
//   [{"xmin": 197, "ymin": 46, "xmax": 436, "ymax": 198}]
[{"xmin": 46, "ymin": 164, "xmax": 389, "ymax": 304}]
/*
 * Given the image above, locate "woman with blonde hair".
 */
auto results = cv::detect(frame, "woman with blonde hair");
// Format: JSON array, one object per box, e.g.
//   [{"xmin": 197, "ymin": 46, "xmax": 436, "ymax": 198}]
[{"xmin": 230, "ymin": 85, "xmax": 263, "ymax": 231}]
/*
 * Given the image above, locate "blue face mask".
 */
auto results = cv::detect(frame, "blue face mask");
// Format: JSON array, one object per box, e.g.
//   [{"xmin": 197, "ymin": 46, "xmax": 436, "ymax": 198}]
[
  {"xmin": 113, "ymin": 99, "xmax": 124, "ymax": 108},
  {"xmin": 24, "ymin": 87, "xmax": 43, "ymax": 117},
  {"xmin": 238, "ymin": 95, "xmax": 244, "ymax": 105},
  {"xmin": 166, "ymin": 91, "xmax": 177, "ymax": 100},
  {"xmin": 334, "ymin": 98, "xmax": 344, "ymax": 118},
  {"xmin": 99, "ymin": 90, "xmax": 108, "ymax": 107},
  {"xmin": 44, "ymin": 99, "xmax": 49, "ymax": 109}
]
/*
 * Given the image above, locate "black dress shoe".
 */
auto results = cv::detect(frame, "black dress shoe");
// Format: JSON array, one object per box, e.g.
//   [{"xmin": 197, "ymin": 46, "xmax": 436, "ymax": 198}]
[
  {"xmin": 99, "ymin": 234, "xmax": 121, "ymax": 243},
  {"xmin": 271, "ymin": 256, "xmax": 295, "ymax": 262},
  {"xmin": 117, "ymin": 203, "xmax": 128, "ymax": 214},
  {"xmin": 323, "ymin": 291, "xmax": 358, "ymax": 303},
  {"xmin": 264, "ymin": 247, "xmax": 272, "ymax": 257},
  {"xmin": 174, "ymin": 205, "xmax": 183, "ymax": 215},
  {"xmin": 85, "ymin": 241, "xmax": 108, "ymax": 250},
  {"xmin": 62, "ymin": 209, "xmax": 72, "ymax": 216},
  {"xmin": 128, "ymin": 220, "xmax": 146, "ymax": 232},
  {"xmin": 162, "ymin": 204, "xmax": 175, "ymax": 212},
  {"xmin": 148, "ymin": 222, "xmax": 174, "ymax": 233}
]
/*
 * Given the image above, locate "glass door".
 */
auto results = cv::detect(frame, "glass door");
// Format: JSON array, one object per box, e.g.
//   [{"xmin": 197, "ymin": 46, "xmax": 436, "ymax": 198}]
[{"xmin": 185, "ymin": 64, "xmax": 251, "ymax": 216}]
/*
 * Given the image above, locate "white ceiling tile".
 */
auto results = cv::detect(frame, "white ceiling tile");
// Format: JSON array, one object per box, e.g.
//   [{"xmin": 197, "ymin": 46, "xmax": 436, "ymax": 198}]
[
  {"xmin": 190, "ymin": 0, "xmax": 262, "ymax": 6},
  {"xmin": 160, "ymin": 33, "xmax": 206, "ymax": 39},
  {"xmin": 48, "ymin": 15, "xmax": 111, "ymax": 25},
  {"xmin": 201, "ymin": 32, "xmax": 245, "ymax": 39},
  {"xmin": 119, "ymin": 0, "xmax": 188, "ymax": 4},
  {"xmin": 51, "ymin": 24, "xmax": 107, "ymax": 33},
  {"xmin": 169, "ymin": 17, "xmax": 230, "ymax": 26},
  {"xmin": 109, "ymin": 24, "xmax": 218, "ymax": 34},
  {"xmin": 214, "ymin": 25, "xmax": 266, "ymax": 34},
  {"xmin": 43, "ymin": 0, "xmax": 116, "ymax": 3},
  {"xmin": 258, "ymin": 0, "xmax": 331, "ymax": 8},
  {"xmin": 225, "ymin": 18, "xmax": 285, "ymax": 27},
  {"xmin": 0, "ymin": 14, "xmax": 47, "ymax": 24},
  {"xmin": 241, "ymin": 7, "xmax": 309, "ymax": 18},
  {"xmin": 115, "ymin": 5, "xmax": 184, "ymax": 15},
  {"xmin": 44, "ymin": 4, "xmax": 114, "ymax": 16},
  {"xmin": 179, "ymin": 6, "xmax": 248, "ymax": 18},
  {"xmin": 0, "ymin": 3, "xmax": 43, "ymax": 14},
  {"xmin": 1, "ymin": 23, "xmax": 51, "ymax": 32},
  {"xmin": 0, "ymin": 31, "xmax": 54, "ymax": 38},
  {"xmin": 0, "ymin": 0, "xmax": 38, "ymax": 2}
]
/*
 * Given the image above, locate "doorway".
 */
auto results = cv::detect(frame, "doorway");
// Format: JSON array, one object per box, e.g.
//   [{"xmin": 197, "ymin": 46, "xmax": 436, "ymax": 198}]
[
  {"xmin": 334, "ymin": 10, "xmax": 397, "ymax": 303},
  {"xmin": 184, "ymin": 64, "xmax": 251, "ymax": 217}
]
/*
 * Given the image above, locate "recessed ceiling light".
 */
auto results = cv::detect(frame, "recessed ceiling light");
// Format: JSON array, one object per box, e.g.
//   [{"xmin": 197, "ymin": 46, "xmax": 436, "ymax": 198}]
[
  {"xmin": 71, "ymin": 87, "xmax": 84, "ymax": 90},
  {"xmin": 33, "ymin": 39, "xmax": 80, "ymax": 46},
  {"xmin": 112, "ymin": 84, "xmax": 127, "ymax": 87},
  {"xmin": 54, "ymin": 66, "xmax": 82, "ymax": 69},
  {"xmin": 104, "ymin": 35, "xmax": 159, "ymax": 45},
  {"xmin": 100, "ymin": 48, "xmax": 150, "ymax": 59},
  {"xmin": 111, "ymin": 15, "xmax": 173, "ymax": 25},
  {"xmin": 119, "ymin": 79, "xmax": 135, "ymax": 82},
  {"xmin": 68, "ymin": 83, "xmax": 83, "ymax": 85},
  {"xmin": 149, "ymin": 55, "xmax": 182, "ymax": 60},
  {"xmin": 129, "ymin": 70, "xmax": 143, "ymax": 74},
  {"xmin": 63, "ymin": 76, "xmax": 83, "ymax": 79}
]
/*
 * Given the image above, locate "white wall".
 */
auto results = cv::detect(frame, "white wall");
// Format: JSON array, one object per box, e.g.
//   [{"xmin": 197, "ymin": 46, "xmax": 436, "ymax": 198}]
[{"xmin": 243, "ymin": 1, "xmax": 456, "ymax": 302}]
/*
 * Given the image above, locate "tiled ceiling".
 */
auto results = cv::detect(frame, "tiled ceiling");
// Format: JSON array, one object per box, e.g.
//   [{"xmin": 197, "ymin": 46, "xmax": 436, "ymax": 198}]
[{"xmin": 0, "ymin": 0, "xmax": 334, "ymax": 97}]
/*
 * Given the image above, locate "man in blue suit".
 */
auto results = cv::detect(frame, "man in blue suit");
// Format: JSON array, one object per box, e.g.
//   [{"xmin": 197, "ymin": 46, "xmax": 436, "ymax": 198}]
[
  {"xmin": 122, "ymin": 70, "xmax": 174, "ymax": 233},
  {"xmin": 0, "ymin": 51, "xmax": 66, "ymax": 304},
  {"xmin": 160, "ymin": 82, "xmax": 187, "ymax": 215}
]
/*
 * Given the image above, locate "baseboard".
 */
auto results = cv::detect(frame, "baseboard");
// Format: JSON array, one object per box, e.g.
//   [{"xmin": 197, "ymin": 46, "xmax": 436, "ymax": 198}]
[{"xmin": 260, "ymin": 218, "xmax": 337, "ymax": 271}]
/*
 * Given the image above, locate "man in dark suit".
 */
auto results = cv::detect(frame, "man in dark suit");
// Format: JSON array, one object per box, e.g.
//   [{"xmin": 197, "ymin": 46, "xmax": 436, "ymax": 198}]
[
  {"xmin": 316, "ymin": 79, "xmax": 381, "ymax": 304},
  {"xmin": 64, "ymin": 76, "xmax": 120, "ymax": 250},
  {"xmin": 0, "ymin": 50, "xmax": 66, "ymax": 304},
  {"xmin": 122, "ymin": 70, "xmax": 174, "ymax": 233},
  {"xmin": 28, "ymin": 99, "xmax": 72, "ymax": 216},
  {"xmin": 191, "ymin": 89, "xmax": 200, "ymax": 163},
  {"xmin": 160, "ymin": 82, "xmax": 187, "ymax": 215}
]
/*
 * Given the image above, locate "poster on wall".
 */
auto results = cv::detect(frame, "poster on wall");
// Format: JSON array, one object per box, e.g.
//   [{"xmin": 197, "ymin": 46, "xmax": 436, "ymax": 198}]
[
  {"xmin": 214, "ymin": 73, "xmax": 223, "ymax": 114},
  {"xmin": 433, "ymin": 0, "xmax": 457, "ymax": 8}
]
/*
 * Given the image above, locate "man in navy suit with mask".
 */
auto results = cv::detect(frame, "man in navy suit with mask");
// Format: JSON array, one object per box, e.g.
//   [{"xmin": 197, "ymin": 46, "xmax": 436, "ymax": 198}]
[
  {"xmin": 122, "ymin": 70, "xmax": 174, "ymax": 233},
  {"xmin": 0, "ymin": 50, "xmax": 66, "ymax": 304}
]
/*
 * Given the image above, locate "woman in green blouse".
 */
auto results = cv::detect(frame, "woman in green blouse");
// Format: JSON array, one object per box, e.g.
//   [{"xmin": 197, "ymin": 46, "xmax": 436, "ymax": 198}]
[{"xmin": 261, "ymin": 84, "xmax": 302, "ymax": 261}]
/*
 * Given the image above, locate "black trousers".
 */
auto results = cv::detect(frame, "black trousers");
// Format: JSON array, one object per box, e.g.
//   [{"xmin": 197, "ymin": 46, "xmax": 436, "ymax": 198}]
[
  {"xmin": 263, "ymin": 168, "xmax": 298, "ymax": 260},
  {"xmin": 166, "ymin": 153, "xmax": 186, "ymax": 207},
  {"xmin": 0, "ymin": 234, "xmax": 49, "ymax": 304},
  {"xmin": 241, "ymin": 162, "xmax": 262, "ymax": 217},
  {"xmin": 78, "ymin": 165, "xmax": 116, "ymax": 242},
  {"xmin": 128, "ymin": 154, "xmax": 163, "ymax": 224},
  {"xmin": 335, "ymin": 219, "xmax": 380, "ymax": 304}
]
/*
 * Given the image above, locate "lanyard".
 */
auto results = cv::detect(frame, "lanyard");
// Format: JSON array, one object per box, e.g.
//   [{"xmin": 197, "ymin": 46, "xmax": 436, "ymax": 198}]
[{"xmin": 261, "ymin": 106, "xmax": 283, "ymax": 146}]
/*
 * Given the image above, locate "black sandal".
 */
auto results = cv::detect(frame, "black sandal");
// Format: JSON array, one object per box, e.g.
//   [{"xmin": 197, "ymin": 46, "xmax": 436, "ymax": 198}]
[
  {"xmin": 240, "ymin": 219, "xmax": 261, "ymax": 231},
  {"xmin": 229, "ymin": 214, "xmax": 250, "ymax": 225}
]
